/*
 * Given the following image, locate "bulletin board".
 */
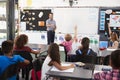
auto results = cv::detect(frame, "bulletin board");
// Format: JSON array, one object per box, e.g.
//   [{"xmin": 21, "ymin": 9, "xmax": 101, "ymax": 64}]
[
  {"xmin": 98, "ymin": 7, "xmax": 120, "ymax": 40},
  {"xmin": 20, "ymin": 9, "xmax": 51, "ymax": 31}
]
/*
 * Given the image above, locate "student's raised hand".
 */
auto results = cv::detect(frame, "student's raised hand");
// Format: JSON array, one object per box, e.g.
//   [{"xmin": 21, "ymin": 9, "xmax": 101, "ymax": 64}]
[{"xmin": 74, "ymin": 25, "xmax": 77, "ymax": 30}]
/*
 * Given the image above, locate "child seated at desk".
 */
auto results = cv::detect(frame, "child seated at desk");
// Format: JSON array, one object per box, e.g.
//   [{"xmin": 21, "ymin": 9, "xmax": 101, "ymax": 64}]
[
  {"xmin": 59, "ymin": 26, "xmax": 79, "ymax": 61},
  {"xmin": 94, "ymin": 50, "xmax": 120, "ymax": 80},
  {"xmin": 14, "ymin": 34, "xmax": 40, "ymax": 54},
  {"xmin": 59, "ymin": 26, "xmax": 78, "ymax": 52},
  {"xmin": 76, "ymin": 37, "xmax": 97, "ymax": 56},
  {"xmin": 0, "ymin": 40, "xmax": 30, "ymax": 80},
  {"xmin": 41, "ymin": 43, "xmax": 74, "ymax": 80}
]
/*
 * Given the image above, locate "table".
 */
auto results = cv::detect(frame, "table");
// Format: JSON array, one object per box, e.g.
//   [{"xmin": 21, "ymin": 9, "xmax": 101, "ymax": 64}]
[
  {"xmin": 98, "ymin": 48, "xmax": 117, "ymax": 57},
  {"xmin": 93, "ymin": 65, "xmax": 112, "ymax": 77},
  {"xmin": 94, "ymin": 65, "xmax": 112, "ymax": 71},
  {"xmin": 46, "ymin": 63, "xmax": 112, "ymax": 80},
  {"xmin": 98, "ymin": 48, "xmax": 117, "ymax": 64},
  {"xmin": 27, "ymin": 43, "xmax": 48, "ymax": 58},
  {"xmin": 46, "ymin": 63, "xmax": 94, "ymax": 80}
]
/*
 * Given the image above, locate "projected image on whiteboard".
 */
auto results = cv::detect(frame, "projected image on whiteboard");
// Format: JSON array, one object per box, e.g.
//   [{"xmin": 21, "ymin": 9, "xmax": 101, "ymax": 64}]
[{"xmin": 110, "ymin": 15, "xmax": 120, "ymax": 27}]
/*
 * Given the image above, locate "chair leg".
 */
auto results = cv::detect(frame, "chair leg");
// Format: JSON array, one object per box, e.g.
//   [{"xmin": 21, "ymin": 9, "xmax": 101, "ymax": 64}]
[
  {"xmin": 16, "ymin": 74, "xmax": 19, "ymax": 80},
  {"xmin": 16, "ymin": 69, "xmax": 20, "ymax": 80},
  {"xmin": 22, "ymin": 69, "xmax": 25, "ymax": 78},
  {"xmin": 25, "ymin": 68, "xmax": 30, "ymax": 80}
]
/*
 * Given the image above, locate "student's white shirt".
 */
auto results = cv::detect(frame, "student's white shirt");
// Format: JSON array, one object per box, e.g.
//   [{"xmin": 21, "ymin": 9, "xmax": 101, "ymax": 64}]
[{"xmin": 41, "ymin": 56, "xmax": 52, "ymax": 80}]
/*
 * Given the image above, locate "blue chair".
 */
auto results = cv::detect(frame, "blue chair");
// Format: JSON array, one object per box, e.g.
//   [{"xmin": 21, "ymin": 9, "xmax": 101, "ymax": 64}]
[{"xmin": 0, "ymin": 63, "xmax": 19, "ymax": 79}]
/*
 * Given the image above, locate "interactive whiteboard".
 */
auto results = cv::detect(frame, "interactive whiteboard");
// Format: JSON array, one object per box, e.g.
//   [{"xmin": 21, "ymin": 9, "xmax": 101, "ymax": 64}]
[{"xmin": 54, "ymin": 8, "xmax": 99, "ymax": 34}]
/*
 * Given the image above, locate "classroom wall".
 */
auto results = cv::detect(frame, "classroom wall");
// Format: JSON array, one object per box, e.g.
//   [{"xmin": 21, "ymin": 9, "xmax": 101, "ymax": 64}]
[
  {"xmin": 19, "ymin": 0, "xmax": 120, "ymax": 34},
  {"xmin": 20, "ymin": 31, "xmax": 99, "ymax": 52},
  {"xmin": 18, "ymin": 0, "xmax": 120, "ymax": 47},
  {"xmin": 19, "ymin": 0, "xmax": 120, "ymax": 7},
  {"xmin": 20, "ymin": 7, "xmax": 99, "ymax": 34}
]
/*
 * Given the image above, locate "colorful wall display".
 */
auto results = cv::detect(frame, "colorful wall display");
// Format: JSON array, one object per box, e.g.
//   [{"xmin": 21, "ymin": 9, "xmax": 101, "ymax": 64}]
[{"xmin": 20, "ymin": 9, "xmax": 51, "ymax": 31}]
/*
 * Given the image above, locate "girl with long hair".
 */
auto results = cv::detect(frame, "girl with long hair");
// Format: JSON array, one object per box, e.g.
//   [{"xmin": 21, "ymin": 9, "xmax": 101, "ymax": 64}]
[{"xmin": 41, "ymin": 43, "xmax": 74, "ymax": 80}]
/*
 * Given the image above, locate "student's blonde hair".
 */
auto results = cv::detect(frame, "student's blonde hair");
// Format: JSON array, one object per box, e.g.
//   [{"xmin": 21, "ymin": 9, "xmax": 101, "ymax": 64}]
[{"xmin": 65, "ymin": 34, "xmax": 72, "ymax": 41}]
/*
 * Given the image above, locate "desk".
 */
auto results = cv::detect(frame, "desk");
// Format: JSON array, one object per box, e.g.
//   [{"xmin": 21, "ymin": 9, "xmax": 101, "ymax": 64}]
[
  {"xmin": 94, "ymin": 65, "xmax": 112, "ymax": 71},
  {"xmin": 46, "ymin": 64, "xmax": 93, "ymax": 80},
  {"xmin": 98, "ymin": 48, "xmax": 117, "ymax": 57},
  {"xmin": 92, "ymin": 65, "xmax": 112, "ymax": 79},
  {"xmin": 27, "ymin": 44, "xmax": 48, "ymax": 57},
  {"xmin": 98, "ymin": 48, "xmax": 117, "ymax": 64},
  {"xmin": 46, "ymin": 63, "xmax": 112, "ymax": 80}
]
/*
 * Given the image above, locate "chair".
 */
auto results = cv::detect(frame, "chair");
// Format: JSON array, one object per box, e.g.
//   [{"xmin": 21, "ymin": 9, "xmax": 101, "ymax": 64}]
[
  {"xmin": 74, "ymin": 55, "xmax": 96, "ymax": 71},
  {"xmin": 118, "ymin": 42, "xmax": 120, "ymax": 48},
  {"xmin": 13, "ymin": 51, "xmax": 33, "ymax": 80},
  {"xmin": 75, "ymin": 55, "xmax": 97, "ymax": 64},
  {"xmin": 62, "ymin": 46, "xmax": 75, "ymax": 62},
  {"xmin": 63, "ymin": 46, "xmax": 68, "ymax": 61},
  {"xmin": 0, "ymin": 63, "xmax": 19, "ymax": 79},
  {"xmin": 0, "ymin": 47, "xmax": 3, "ymax": 55},
  {"xmin": 103, "ymin": 55, "xmax": 110, "ymax": 65},
  {"xmin": 59, "ymin": 45, "xmax": 68, "ymax": 61}
]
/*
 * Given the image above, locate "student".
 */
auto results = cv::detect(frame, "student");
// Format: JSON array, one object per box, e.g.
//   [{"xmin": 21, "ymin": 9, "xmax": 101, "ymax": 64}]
[
  {"xmin": 41, "ymin": 43, "xmax": 74, "ymax": 80},
  {"xmin": 94, "ymin": 50, "xmax": 120, "ymax": 80},
  {"xmin": 0, "ymin": 40, "xmax": 30, "ymax": 80},
  {"xmin": 59, "ymin": 26, "xmax": 78, "ymax": 52},
  {"xmin": 14, "ymin": 34, "xmax": 40, "ymax": 54},
  {"xmin": 76, "ymin": 37, "xmax": 97, "ymax": 56},
  {"xmin": 107, "ymin": 23, "xmax": 119, "ymax": 49}
]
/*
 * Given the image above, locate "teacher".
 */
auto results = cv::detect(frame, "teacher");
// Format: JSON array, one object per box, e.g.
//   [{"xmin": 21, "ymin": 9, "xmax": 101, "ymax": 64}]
[{"xmin": 46, "ymin": 13, "xmax": 56, "ymax": 45}]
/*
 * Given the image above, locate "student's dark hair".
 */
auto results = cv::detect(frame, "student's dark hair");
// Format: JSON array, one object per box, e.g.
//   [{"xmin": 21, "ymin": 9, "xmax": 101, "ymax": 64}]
[
  {"xmin": 14, "ymin": 34, "xmax": 28, "ymax": 49},
  {"xmin": 2, "ymin": 40, "xmax": 13, "ymax": 54},
  {"xmin": 48, "ymin": 43, "xmax": 60, "ymax": 66},
  {"xmin": 110, "ymin": 50, "xmax": 120, "ymax": 69},
  {"xmin": 49, "ymin": 12, "xmax": 53, "ymax": 15},
  {"xmin": 81, "ymin": 37, "xmax": 90, "ymax": 55}
]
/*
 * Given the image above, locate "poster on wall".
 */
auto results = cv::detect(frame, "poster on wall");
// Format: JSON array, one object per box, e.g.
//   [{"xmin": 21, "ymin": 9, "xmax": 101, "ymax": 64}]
[
  {"xmin": 20, "ymin": 9, "xmax": 51, "ymax": 31},
  {"xmin": 110, "ymin": 14, "xmax": 120, "ymax": 27}
]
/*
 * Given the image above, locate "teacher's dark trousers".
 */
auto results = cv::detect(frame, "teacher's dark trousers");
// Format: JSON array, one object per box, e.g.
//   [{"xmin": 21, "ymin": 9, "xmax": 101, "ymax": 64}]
[{"xmin": 47, "ymin": 30, "xmax": 55, "ymax": 45}]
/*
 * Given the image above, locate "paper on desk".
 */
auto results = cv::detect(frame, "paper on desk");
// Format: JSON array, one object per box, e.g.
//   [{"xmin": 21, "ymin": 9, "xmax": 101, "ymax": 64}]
[{"xmin": 51, "ymin": 63, "xmax": 74, "ymax": 72}]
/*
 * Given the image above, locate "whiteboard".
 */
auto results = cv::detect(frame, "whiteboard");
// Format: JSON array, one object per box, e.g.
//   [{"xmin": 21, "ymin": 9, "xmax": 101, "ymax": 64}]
[{"xmin": 54, "ymin": 8, "xmax": 99, "ymax": 34}]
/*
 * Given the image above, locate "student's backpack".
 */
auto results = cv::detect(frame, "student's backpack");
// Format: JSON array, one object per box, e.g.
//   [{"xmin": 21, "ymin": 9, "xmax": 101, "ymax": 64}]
[{"xmin": 31, "ymin": 55, "xmax": 46, "ymax": 80}]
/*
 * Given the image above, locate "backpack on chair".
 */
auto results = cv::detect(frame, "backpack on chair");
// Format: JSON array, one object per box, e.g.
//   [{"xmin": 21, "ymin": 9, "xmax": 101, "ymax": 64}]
[{"xmin": 31, "ymin": 55, "xmax": 46, "ymax": 80}]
